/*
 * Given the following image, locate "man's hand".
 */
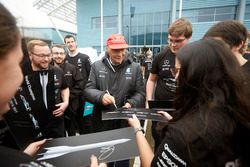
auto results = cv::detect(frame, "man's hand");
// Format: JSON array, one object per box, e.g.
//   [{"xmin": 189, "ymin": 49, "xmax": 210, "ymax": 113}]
[
  {"xmin": 23, "ymin": 140, "xmax": 46, "ymax": 156},
  {"xmin": 53, "ymin": 102, "xmax": 68, "ymax": 117},
  {"xmin": 90, "ymin": 155, "xmax": 107, "ymax": 167},
  {"xmin": 123, "ymin": 102, "xmax": 131, "ymax": 108},
  {"xmin": 102, "ymin": 93, "xmax": 116, "ymax": 106},
  {"xmin": 157, "ymin": 111, "xmax": 173, "ymax": 120}
]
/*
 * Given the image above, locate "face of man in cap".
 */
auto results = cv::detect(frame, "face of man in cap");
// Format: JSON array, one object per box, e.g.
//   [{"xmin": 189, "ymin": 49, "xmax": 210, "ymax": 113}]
[
  {"xmin": 106, "ymin": 34, "xmax": 128, "ymax": 65},
  {"xmin": 107, "ymin": 47, "xmax": 126, "ymax": 65}
]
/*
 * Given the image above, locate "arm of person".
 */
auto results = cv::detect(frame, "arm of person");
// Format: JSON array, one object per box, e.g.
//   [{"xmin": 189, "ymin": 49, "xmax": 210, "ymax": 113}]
[
  {"xmin": 23, "ymin": 139, "xmax": 46, "ymax": 156},
  {"xmin": 84, "ymin": 63, "xmax": 107, "ymax": 105},
  {"xmin": 141, "ymin": 65, "xmax": 145, "ymax": 79},
  {"xmin": 157, "ymin": 111, "xmax": 173, "ymax": 120},
  {"xmin": 146, "ymin": 73, "xmax": 157, "ymax": 107},
  {"xmin": 102, "ymin": 93, "xmax": 116, "ymax": 106},
  {"xmin": 128, "ymin": 114, "xmax": 154, "ymax": 167},
  {"xmin": 53, "ymin": 87, "xmax": 69, "ymax": 117}
]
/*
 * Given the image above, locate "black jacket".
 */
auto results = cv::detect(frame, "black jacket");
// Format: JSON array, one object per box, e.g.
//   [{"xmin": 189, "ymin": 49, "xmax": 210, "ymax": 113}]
[
  {"xmin": 59, "ymin": 62, "xmax": 84, "ymax": 114},
  {"xmin": 84, "ymin": 52, "xmax": 145, "ymax": 132}
]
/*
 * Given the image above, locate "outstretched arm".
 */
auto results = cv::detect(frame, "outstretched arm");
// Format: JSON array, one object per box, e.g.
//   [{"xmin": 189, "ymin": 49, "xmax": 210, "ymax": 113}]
[
  {"xmin": 53, "ymin": 87, "xmax": 69, "ymax": 117},
  {"xmin": 146, "ymin": 73, "xmax": 157, "ymax": 108},
  {"xmin": 128, "ymin": 114, "xmax": 154, "ymax": 167},
  {"xmin": 23, "ymin": 140, "xmax": 46, "ymax": 156}
]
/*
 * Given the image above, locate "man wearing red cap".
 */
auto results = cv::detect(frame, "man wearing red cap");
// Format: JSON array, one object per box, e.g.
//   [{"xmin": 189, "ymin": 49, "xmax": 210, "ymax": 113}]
[
  {"xmin": 84, "ymin": 34, "xmax": 145, "ymax": 132},
  {"xmin": 84, "ymin": 34, "xmax": 145, "ymax": 166}
]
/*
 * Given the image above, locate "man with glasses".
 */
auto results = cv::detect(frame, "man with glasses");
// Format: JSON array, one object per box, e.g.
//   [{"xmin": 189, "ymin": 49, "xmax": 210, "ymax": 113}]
[
  {"xmin": 146, "ymin": 18, "xmax": 192, "ymax": 151},
  {"xmin": 27, "ymin": 40, "xmax": 69, "ymax": 138},
  {"xmin": 52, "ymin": 44, "xmax": 83, "ymax": 136}
]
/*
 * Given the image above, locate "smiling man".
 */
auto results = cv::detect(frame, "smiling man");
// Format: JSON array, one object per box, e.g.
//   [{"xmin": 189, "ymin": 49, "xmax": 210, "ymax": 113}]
[
  {"xmin": 52, "ymin": 44, "xmax": 83, "ymax": 136},
  {"xmin": 27, "ymin": 40, "xmax": 69, "ymax": 138},
  {"xmin": 146, "ymin": 18, "xmax": 192, "ymax": 151}
]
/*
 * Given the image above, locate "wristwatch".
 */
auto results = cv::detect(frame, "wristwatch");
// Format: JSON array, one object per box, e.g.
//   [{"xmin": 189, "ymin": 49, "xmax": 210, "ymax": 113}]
[{"xmin": 134, "ymin": 126, "xmax": 145, "ymax": 134}]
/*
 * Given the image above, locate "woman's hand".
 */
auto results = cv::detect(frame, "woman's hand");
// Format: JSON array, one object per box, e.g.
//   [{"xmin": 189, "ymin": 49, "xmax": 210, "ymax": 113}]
[
  {"xmin": 128, "ymin": 114, "xmax": 141, "ymax": 129},
  {"xmin": 23, "ymin": 139, "xmax": 46, "ymax": 156},
  {"xmin": 157, "ymin": 111, "xmax": 173, "ymax": 121}
]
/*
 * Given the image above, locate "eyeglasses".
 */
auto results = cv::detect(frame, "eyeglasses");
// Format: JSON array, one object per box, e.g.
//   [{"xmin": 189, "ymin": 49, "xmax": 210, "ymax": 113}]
[
  {"xmin": 32, "ymin": 52, "xmax": 51, "ymax": 58},
  {"xmin": 52, "ymin": 52, "xmax": 65, "ymax": 55},
  {"xmin": 168, "ymin": 38, "xmax": 186, "ymax": 45}
]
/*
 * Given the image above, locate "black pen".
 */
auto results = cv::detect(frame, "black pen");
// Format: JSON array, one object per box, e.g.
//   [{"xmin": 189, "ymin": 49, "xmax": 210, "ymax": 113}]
[{"xmin": 106, "ymin": 90, "xmax": 118, "ymax": 110}]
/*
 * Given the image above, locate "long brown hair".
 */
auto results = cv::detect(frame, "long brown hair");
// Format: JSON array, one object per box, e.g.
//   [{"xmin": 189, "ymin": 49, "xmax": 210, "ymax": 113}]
[{"xmin": 174, "ymin": 39, "xmax": 250, "ymax": 127}]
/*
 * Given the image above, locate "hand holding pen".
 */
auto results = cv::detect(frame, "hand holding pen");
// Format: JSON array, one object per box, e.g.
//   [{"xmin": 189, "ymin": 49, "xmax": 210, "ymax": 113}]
[{"xmin": 101, "ymin": 90, "xmax": 118, "ymax": 110}]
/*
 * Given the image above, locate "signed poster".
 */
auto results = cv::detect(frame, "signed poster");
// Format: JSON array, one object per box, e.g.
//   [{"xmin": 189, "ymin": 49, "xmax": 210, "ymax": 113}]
[
  {"xmin": 102, "ymin": 108, "xmax": 175, "ymax": 122},
  {"xmin": 36, "ymin": 127, "xmax": 138, "ymax": 167}
]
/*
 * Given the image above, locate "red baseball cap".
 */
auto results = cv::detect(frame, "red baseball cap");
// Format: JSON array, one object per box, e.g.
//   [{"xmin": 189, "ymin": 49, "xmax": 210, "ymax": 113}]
[{"xmin": 106, "ymin": 34, "xmax": 129, "ymax": 49}]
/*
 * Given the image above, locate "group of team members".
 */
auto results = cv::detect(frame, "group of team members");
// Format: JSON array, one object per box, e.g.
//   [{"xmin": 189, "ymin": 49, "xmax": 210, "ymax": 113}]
[{"xmin": 0, "ymin": 2, "xmax": 250, "ymax": 167}]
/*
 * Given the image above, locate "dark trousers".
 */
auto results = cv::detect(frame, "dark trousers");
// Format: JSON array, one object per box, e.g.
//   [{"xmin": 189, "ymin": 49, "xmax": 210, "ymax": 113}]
[
  {"xmin": 75, "ymin": 99, "xmax": 93, "ymax": 135},
  {"xmin": 64, "ymin": 116, "xmax": 77, "ymax": 136},
  {"xmin": 78, "ymin": 114, "xmax": 93, "ymax": 134},
  {"xmin": 42, "ymin": 117, "xmax": 65, "ymax": 138}
]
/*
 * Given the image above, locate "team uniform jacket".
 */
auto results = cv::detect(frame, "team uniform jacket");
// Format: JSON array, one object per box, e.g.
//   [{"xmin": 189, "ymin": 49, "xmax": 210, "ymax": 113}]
[{"xmin": 84, "ymin": 53, "xmax": 145, "ymax": 132}]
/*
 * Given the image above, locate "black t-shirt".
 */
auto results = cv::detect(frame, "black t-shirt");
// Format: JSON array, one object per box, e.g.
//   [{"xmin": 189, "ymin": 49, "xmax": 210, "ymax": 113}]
[
  {"xmin": 65, "ymin": 52, "xmax": 91, "ymax": 88},
  {"xmin": 151, "ymin": 109, "xmax": 248, "ymax": 167},
  {"xmin": 151, "ymin": 47, "xmax": 176, "ymax": 100},
  {"xmin": 0, "ymin": 146, "xmax": 55, "ymax": 167}
]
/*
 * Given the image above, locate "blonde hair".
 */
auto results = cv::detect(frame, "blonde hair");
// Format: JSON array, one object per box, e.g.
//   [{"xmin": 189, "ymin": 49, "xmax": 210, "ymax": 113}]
[{"xmin": 27, "ymin": 40, "xmax": 48, "ymax": 52}]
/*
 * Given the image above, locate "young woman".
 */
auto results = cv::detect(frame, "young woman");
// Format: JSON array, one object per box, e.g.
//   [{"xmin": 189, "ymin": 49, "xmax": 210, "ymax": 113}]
[
  {"xmin": 129, "ymin": 39, "xmax": 250, "ymax": 167},
  {"xmin": 0, "ymin": 3, "xmax": 53, "ymax": 166}
]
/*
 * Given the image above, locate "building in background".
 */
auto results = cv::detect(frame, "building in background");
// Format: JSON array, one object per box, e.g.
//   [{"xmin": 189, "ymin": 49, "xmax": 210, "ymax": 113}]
[
  {"xmin": 0, "ymin": 0, "xmax": 76, "ymax": 45},
  {"xmin": 2, "ymin": 0, "xmax": 250, "ymax": 56},
  {"xmin": 76, "ymin": 0, "xmax": 250, "ymax": 56}
]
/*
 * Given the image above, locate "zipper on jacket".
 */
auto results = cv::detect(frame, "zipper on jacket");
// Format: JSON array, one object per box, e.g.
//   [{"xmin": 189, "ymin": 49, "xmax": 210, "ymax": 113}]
[{"xmin": 106, "ymin": 58, "xmax": 116, "ymax": 72}]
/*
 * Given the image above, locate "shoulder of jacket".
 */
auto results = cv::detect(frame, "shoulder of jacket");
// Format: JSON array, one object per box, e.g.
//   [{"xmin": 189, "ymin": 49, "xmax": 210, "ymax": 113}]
[{"xmin": 77, "ymin": 52, "xmax": 90, "ymax": 58}]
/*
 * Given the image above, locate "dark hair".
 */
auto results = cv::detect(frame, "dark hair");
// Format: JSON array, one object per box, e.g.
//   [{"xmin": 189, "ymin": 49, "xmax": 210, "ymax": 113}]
[
  {"xmin": 173, "ymin": 39, "xmax": 250, "ymax": 127},
  {"xmin": 203, "ymin": 20, "xmax": 248, "ymax": 49},
  {"xmin": 0, "ymin": 3, "xmax": 20, "ymax": 59},
  {"xmin": 64, "ymin": 34, "xmax": 76, "ymax": 43}
]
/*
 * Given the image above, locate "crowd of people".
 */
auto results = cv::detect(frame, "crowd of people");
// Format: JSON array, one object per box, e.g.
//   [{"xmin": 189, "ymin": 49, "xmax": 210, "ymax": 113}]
[{"xmin": 0, "ymin": 2, "xmax": 250, "ymax": 167}]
